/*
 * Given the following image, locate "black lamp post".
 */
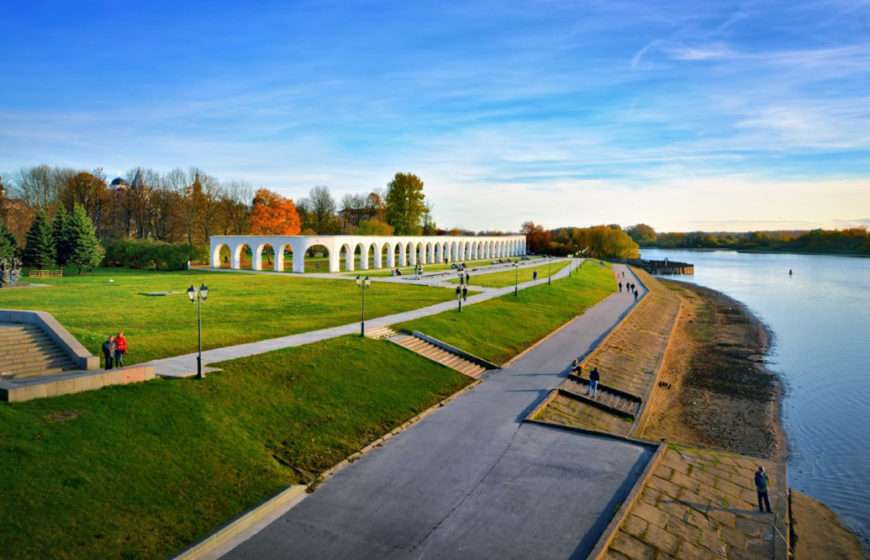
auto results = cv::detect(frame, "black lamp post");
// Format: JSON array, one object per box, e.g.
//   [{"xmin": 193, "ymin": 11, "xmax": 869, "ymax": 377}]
[
  {"xmin": 187, "ymin": 283, "xmax": 209, "ymax": 379},
  {"xmin": 356, "ymin": 275, "xmax": 371, "ymax": 336},
  {"xmin": 513, "ymin": 262, "xmax": 519, "ymax": 296}
]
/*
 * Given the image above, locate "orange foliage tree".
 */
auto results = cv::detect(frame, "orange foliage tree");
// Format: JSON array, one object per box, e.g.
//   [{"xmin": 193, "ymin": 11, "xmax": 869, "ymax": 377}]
[{"xmin": 249, "ymin": 189, "xmax": 301, "ymax": 235}]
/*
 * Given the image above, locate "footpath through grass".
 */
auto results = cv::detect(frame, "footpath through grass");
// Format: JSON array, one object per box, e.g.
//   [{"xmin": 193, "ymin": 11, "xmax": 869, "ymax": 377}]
[
  {"xmin": 449, "ymin": 259, "xmax": 570, "ymax": 287},
  {"xmin": 0, "ymin": 268, "xmax": 453, "ymax": 363},
  {"xmin": 0, "ymin": 336, "xmax": 470, "ymax": 560},
  {"xmin": 396, "ymin": 261, "xmax": 615, "ymax": 364}
]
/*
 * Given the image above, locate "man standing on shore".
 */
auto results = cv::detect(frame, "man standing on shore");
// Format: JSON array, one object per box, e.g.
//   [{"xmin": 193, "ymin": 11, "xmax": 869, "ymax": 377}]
[{"xmin": 755, "ymin": 466, "xmax": 772, "ymax": 513}]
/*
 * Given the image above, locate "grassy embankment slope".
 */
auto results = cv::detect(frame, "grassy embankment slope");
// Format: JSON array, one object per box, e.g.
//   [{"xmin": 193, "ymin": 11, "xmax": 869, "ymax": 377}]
[
  {"xmin": 396, "ymin": 261, "xmax": 614, "ymax": 364},
  {"xmin": 449, "ymin": 260, "xmax": 570, "ymax": 287},
  {"xmin": 0, "ymin": 268, "xmax": 453, "ymax": 363},
  {"xmin": 0, "ymin": 336, "xmax": 470, "ymax": 560}
]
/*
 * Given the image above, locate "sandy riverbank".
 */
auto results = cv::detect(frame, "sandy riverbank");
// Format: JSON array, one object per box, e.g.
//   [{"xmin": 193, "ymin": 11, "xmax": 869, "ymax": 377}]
[{"xmin": 642, "ymin": 280, "xmax": 865, "ymax": 558}]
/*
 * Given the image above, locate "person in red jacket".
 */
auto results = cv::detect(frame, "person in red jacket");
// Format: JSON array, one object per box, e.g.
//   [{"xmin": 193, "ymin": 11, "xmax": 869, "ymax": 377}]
[{"xmin": 114, "ymin": 331, "xmax": 128, "ymax": 367}]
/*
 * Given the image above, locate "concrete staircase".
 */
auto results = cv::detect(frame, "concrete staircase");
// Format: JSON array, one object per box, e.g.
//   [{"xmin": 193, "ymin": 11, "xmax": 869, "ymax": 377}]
[
  {"xmin": 0, "ymin": 322, "xmax": 79, "ymax": 379},
  {"xmin": 561, "ymin": 375, "xmax": 642, "ymax": 418},
  {"xmin": 390, "ymin": 333, "xmax": 488, "ymax": 379}
]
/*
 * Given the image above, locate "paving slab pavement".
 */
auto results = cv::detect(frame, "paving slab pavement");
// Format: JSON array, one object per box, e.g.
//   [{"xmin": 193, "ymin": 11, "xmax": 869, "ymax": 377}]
[{"xmin": 224, "ymin": 265, "xmax": 655, "ymax": 559}]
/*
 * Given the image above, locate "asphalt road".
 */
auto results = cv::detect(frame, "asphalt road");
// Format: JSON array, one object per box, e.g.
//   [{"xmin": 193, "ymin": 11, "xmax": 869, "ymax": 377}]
[{"xmin": 226, "ymin": 264, "xmax": 653, "ymax": 560}]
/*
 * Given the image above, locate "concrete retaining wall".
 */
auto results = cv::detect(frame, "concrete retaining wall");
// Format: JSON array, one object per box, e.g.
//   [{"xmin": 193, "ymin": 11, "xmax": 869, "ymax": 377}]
[{"xmin": 0, "ymin": 365, "xmax": 155, "ymax": 402}]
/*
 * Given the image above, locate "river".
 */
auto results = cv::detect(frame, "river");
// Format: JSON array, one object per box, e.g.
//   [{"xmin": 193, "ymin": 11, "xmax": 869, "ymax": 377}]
[{"xmin": 641, "ymin": 248, "xmax": 870, "ymax": 547}]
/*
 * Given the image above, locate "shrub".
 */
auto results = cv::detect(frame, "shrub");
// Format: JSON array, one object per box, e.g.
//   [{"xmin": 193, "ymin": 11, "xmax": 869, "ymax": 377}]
[{"xmin": 103, "ymin": 240, "xmax": 205, "ymax": 271}]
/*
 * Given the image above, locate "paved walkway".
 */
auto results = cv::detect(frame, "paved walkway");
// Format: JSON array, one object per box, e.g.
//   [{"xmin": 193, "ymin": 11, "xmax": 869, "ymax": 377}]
[
  {"xmin": 146, "ymin": 258, "xmax": 582, "ymax": 377},
  {"xmin": 225, "ymin": 265, "xmax": 655, "ymax": 559}
]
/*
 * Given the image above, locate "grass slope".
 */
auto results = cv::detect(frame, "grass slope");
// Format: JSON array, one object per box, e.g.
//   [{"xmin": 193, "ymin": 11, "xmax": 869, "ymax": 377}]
[
  {"xmin": 395, "ymin": 262, "xmax": 615, "ymax": 364},
  {"xmin": 449, "ymin": 260, "xmax": 570, "ymax": 287},
  {"xmin": 0, "ymin": 268, "xmax": 453, "ymax": 363},
  {"xmin": 0, "ymin": 336, "xmax": 470, "ymax": 560}
]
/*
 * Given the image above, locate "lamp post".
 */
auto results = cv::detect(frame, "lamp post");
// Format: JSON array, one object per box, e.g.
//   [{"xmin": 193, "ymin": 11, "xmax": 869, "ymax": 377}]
[
  {"xmin": 456, "ymin": 274, "xmax": 463, "ymax": 312},
  {"xmin": 513, "ymin": 262, "xmax": 519, "ymax": 296},
  {"xmin": 355, "ymin": 275, "xmax": 371, "ymax": 336},
  {"xmin": 547, "ymin": 256, "xmax": 552, "ymax": 286},
  {"xmin": 187, "ymin": 283, "xmax": 209, "ymax": 379}
]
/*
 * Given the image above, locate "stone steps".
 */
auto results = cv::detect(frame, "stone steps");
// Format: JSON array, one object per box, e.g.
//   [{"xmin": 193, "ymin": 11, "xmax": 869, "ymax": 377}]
[
  {"xmin": 0, "ymin": 323, "xmax": 78, "ymax": 379},
  {"xmin": 390, "ymin": 333, "xmax": 488, "ymax": 378},
  {"xmin": 561, "ymin": 376, "xmax": 642, "ymax": 417}
]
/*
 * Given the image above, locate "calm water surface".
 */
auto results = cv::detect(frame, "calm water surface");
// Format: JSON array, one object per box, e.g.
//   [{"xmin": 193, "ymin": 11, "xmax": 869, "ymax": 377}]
[{"xmin": 642, "ymin": 248, "xmax": 870, "ymax": 546}]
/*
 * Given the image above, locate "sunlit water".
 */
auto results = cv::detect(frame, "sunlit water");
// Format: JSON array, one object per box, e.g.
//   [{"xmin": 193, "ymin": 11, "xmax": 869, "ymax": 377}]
[{"xmin": 642, "ymin": 248, "xmax": 870, "ymax": 546}]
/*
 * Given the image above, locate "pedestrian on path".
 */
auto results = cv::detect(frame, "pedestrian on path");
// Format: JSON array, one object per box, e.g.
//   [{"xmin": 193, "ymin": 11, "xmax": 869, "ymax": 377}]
[
  {"xmin": 114, "ymin": 331, "xmax": 128, "ymax": 367},
  {"xmin": 462, "ymin": 285, "xmax": 468, "ymax": 301},
  {"xmin": 533, "ymin": 271, "xmax": 538, "ymax": 280},
  {"xmin": 588, "ymin": 367, "xmax": 600, "ymax": 398},
  {"xmin": 102, "ymin": 336, "xmax": 115, "ymax": 370},
  {"xmin": 633, "ymin": 290, "xmax": 639, "ymax": 302},
  {"xmin": 571, "ymin": 359, "xmax": 582, "ymax": 377},
  {"xmin": 618, "ymin": 281, "xmax": 622, "ymax": 292},
  {"xmin": 755, "ymin": 466, "xmax": 772, "ymax": 513}
]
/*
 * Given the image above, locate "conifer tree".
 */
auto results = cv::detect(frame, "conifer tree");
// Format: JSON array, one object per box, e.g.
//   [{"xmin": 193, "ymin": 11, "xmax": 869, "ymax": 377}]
[
  {"xmin": 52, "ymin": 206, "xmax": 73, "ymax": 266},
  {"xmin": 0, "ymin": 218, "xmax": 16, "ymax": 261},
  {"xmin": 67, "ymin": 204, "xmax": 103, "ymax": 273},
  {"xmin": 22, "ymin": 210, "xmax": 55, "ymax": 268}
]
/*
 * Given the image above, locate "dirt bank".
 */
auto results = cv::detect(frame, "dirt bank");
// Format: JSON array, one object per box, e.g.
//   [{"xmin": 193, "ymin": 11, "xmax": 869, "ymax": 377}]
[
  {"xmin": 791, "ymin": 490, "xmax": 867, "ymax": 559},
  {"xmin": 641, "ymin": 280, "xmax": 784, "ymax": 459}
]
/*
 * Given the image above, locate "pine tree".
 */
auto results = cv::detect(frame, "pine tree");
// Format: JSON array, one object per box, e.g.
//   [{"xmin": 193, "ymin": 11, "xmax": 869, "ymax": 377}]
[
  {"xmin": 52, "ymin": 207, "xmax": 73, "ymax": 267},
  {"xmin": 0, "ymin": 217, "xmax": 16, "ymax": 261},
  {"xmin": 22, "ymin": 210, "xmax": 55, "ymax": 269},
  {"xmin": 67, "ymin": 204, "xmax": 103, "ymax": 273}
]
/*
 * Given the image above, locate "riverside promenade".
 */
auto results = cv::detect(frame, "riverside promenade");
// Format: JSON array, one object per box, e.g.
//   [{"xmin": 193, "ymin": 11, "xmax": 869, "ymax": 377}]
[{"xmin": 225, "ymin": 265, "xmax": 654, "ymax": 559}]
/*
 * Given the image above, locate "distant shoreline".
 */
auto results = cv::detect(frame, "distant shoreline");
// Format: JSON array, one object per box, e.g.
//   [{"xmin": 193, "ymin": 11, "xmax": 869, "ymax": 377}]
[{"xmin": 642, "ymin": 246, "xmax": 870, "ymax": 258}]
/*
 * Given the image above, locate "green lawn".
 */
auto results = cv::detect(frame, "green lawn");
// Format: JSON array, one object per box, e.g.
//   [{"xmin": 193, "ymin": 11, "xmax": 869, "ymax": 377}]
[
  {"xmin": 0, "ymin": 336, "xmax": 470, "ymax": 560},
  {"xmin": 395, "ymin": 262, "xmax": 615, "ymax": 364},
  {"xmin": 449, "ymin": 259, "xmax": 570, "ymax": 287},
  {"xmin": 0, "ymin": 268, "xmax": 454, "ymax": 363}
]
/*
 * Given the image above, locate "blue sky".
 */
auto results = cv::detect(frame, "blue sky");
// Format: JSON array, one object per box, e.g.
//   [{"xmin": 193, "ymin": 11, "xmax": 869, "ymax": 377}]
[{"xmin": 1, "ymin": 1, "xmax": 869, "ymax": 231}]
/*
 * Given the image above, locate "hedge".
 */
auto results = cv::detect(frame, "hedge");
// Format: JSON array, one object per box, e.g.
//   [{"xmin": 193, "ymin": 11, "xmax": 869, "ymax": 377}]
[{"xmin": 103, "ymin": 240, "xmax": 206, "ymax": 271}]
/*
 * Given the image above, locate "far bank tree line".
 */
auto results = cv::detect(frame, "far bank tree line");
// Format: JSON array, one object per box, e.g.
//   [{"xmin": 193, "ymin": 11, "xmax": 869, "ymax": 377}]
[
  {"xmin": 521, "ymin": 222, "xmax": 641, "ymax": 259},
  {"xmin": 625, "ymin": 224, "xmax": 870, "ymax": 256}
]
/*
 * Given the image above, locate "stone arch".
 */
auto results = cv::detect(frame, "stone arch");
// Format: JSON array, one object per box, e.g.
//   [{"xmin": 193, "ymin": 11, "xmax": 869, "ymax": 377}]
[
  {"xmin": 340, "ymin": 243, "xmax": 355, "ymax": 272},
  {"xmin": 253, "ymin": 242, "xmax": 276, "ymax": 271},
  {"xmin": 406, "ymin": 241, "xmax": 416, "ymax": 265},
  {"xmin": 434, "ymin": 242, "xmax": 442, "ymax": 263},
  {"xmin": 395, "ymin": 243, "xmax": 405, "ymax": 267},
  {"xmin": 233, "ymin": 243, "xmax": 253, "ymax": 269},
  {"xmin": 425, "ymin": 242, "xmax": 434, "ymax": 264},
  {"xmin": 212, "ymin": 243, "xmax": 231, "ymax": 269},
  {"xmin": 304, "ymin": 243, "xmax": 332, "ymax": 273},
  {"xmin": 275, "ymin": 242, "xmax": 294, "ymax": 272},
  {"xmin": 415, "ymin": 241, "xmax": 425, "ymax": 265}
]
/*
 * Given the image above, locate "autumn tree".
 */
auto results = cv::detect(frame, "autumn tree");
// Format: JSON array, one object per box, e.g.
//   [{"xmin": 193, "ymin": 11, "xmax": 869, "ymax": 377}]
[
  {"xmin": 385, "ymin": 172, "xmax": 426, "ymax": 235},
  {"xmin": 250, "ymin": 189, "xmax": 301, "ymax": 235},
  {"xmin": 521, "ymin": 222, "xmax": 552, "ymax": 254},
  {"xmin": 626, "ymin": 224, "xmax": 657, "ymax": 246}
]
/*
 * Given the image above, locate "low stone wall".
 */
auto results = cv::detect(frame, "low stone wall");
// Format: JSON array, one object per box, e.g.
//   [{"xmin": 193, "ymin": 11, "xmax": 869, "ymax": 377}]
[
  {"xmin": 0, "ymin": 365, "xmax": 155, "ymax": 402},
  {"xmin": 0, "ymin": 309, "xmax": 99, "ymax": 370}
]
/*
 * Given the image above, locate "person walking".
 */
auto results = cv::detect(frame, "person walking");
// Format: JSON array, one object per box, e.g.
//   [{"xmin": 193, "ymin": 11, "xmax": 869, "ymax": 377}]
[
  {"xmin": 102, "ymin": 336, "xmax": 115, "ymax": 370},
  {"xmin": 618, "ymin": 281, "xmax": 622, "ymax": 292},
  {"xmin": 533, "ymin": 271, "xmax": 538, "ymax": 280},
  {"xmin": 588, "ymin": 367, "xmax": 600, "ymax": 398},
  {"xmin": 633, "ymin": 289, "xmax": 639, "ymax": 301},
  {"xmin": 114, "ymin": 331, "xmax": 128, "ymax": 368},
  {"xmin": 462, "ymin": 285, "xmax": 468, "ymax": 301},
  {"xmin": 755, "ymin": 466, "xmax": 772, "ymax": 513},
  {"xmin": 465, "ymin": 271, "xmax": 470, "ymax": 284}
]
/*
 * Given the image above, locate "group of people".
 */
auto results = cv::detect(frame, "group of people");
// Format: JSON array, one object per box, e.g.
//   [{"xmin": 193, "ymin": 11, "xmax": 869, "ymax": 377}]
[
  {"xmin": 455, "ymin": 284, "xmax": 468, "ymax": 301},
  {"xmin": 101, "ymin": 332, "xmax": 128, "ymax": 369},
  {"xmin": 618, "ymin": 279, "xmax": 640, "ymax": 301}
]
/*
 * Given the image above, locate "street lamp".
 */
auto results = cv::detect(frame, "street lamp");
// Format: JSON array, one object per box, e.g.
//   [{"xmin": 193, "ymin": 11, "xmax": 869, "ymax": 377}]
[
  {"xmin": 355, "ymin": 275, "xmax": 371, "ymax": 336},
  {"xmin": 513, "ymin": 262, "xmax": 519, "ymax": 296},
  {"xmin": 547, "ymin": 256, "xmax": 552, "ymax": 286},
  {"xmin": 187, "ymin": 283, "xmax": 209, "ymax": 379}
]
